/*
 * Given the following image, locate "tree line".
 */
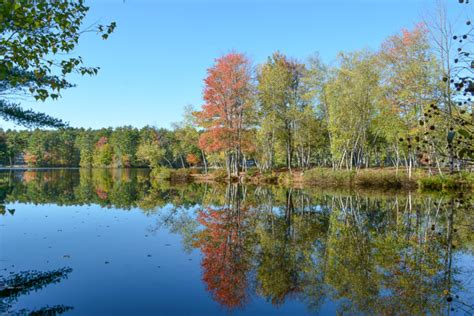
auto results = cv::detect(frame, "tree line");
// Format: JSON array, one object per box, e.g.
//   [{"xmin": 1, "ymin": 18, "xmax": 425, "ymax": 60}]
[{"xmin": 0, "ymin": 125, "xmax": 202, "ymax": 169}]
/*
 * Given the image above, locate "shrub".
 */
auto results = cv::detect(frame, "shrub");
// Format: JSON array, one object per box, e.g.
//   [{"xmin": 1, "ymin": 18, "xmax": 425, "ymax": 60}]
[
  {"xmin": 150, "ymin": 167, "xmax": 171, "ymax": 180},
  {"xmin": 418, "ymin": 172, "xmax": 474, "ymax": 192},
  {"xmin": 354, "ymin": 169, "xmax": 409, "ymax": 189},
  {"xmin": 303, "ymin": 168, "xmax": 355, "ymax": 187},
  {"xmin": 418, "ymin": 176, "xmax": 443, "ymax": 191}
]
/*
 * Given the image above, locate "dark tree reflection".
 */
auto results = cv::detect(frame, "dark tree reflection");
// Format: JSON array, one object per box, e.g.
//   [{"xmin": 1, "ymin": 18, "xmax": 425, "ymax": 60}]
[{"xmin": 0, "ymin": 268, "xmax": 73, "ymax": 315}]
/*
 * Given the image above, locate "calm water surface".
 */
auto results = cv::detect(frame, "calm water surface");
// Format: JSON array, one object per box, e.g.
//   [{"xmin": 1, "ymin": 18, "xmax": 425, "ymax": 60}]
[{"xmin": 0, "ymin": 169, "xmax": 473, "ymax": 315}]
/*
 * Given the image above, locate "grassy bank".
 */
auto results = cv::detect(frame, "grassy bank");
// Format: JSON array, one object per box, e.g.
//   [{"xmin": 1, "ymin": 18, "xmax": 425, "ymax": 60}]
[
  {"xmin": 150, "ymin": 167, "xmax": 474, "ymax": 192},
  {"xmin": 301, "ymin": 168, "xmax": 473, "ymax": 192},
  {"xmin": 417, "ymin": 172, "xmax": 474, "ymax": 192}
]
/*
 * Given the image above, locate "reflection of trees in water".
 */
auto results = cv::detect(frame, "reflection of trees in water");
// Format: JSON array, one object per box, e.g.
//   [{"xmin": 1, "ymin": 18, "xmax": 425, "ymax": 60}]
[
  {"xmin": 193, "ymin": 184, "xmax": 253, "ymax": 309},
  {"xmin": 254, "ymin": 186, "xmax": 328, "ymax": 309},
  {"xmin": 0, "ymin": 171, "xmax": 14, "ymax": 215},
  {"xmin": 189, "ymin": 185, "xmax": 473, "ymax": 314},
  {"xmin": 0, "ymin": 268, "xmax": 73, "ymax": 315},
  {"xmin": 311, "ymin": 193, "xmax": 473, "ymax": 315},
  {"xmin": 324, "ymin": 194, "xmax": 444, "ymax": 314},
  {"xmin": 1, "ymin": 170, "xmax": 473, "ymax": 314},
  {"xmin": 191, "ymin": 185, "xmax": 338, "ymax": 311},
  {"xmin": 1, "ymin": 169, "xmax": 208, "ymax": 212},
  {"xmin": 441, "ymin": 195, "xmax": 474, "ymax": 315}
]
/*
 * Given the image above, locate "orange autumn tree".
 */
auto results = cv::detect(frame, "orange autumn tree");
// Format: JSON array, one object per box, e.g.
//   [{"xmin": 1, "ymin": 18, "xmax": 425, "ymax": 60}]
[
  {"xmin": 185, "ymin": 153, "xmax": 200, "ymax": 166},
  {"xmin": 23, "ymin": 152, "xmax": 38, "ymax": 166},
  {"xmin": 195, "ymin": 53, "xmax": 255, "ymax": 179}
]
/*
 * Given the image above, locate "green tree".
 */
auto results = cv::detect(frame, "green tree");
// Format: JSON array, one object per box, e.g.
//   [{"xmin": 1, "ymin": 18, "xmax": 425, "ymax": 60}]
[
  {"xmin": 257, "ymin": 52, "xmax": 308, "ymax": 171},
  {"xmin": 300, "ymin": 54, "xmax": 331, "ymax": 167},
  {"xmin": 75, "ymin": 129, "xmax": 96, "ymax": 168},
  {"xmin": 172, "ymin": 106, "xmax": 203, "ymax": 169},
  {"xmin": 324, "ymin": 51, "xmax": 381, "ymax": 169},
  {"xmin": 0, "ymin": 129, "xmax": 7, "ymax": 165},
  {"xmin": 92, "ymin": 135, "xmax": 113, "ymax": 167},
  {"xmin": 110, "ymin": 126, "xmax": 140, "ymax": 168},
  {"xmin": 136, "ymin": 127, "xmax": 165, "ymax": 169},
  {"xmin": 0, "ymin": 0, "xmax": 115, "ymax": 127},
  {"xmin": 379, "ymin": 24, "xmax": 440, "ymax": 175},
  {"xmin": 4, "ymin": 130, "xmax": 27, "ymax": 166}
]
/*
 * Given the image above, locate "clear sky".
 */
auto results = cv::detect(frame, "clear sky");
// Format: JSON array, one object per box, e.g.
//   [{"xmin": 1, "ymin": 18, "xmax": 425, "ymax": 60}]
[{"xmin": 4, "ymin": 0, "xmax": 468, "ymax": 130}]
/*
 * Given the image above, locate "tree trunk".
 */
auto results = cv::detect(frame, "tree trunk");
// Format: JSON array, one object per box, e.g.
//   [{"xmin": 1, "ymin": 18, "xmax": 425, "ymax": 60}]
[
  {"xmin": 225, "ymin": 152, "xmax": 231, "ymax": 180},
  {"xmin": 201, "ymin": 150, "xmax": 208, "ymax": 174}
]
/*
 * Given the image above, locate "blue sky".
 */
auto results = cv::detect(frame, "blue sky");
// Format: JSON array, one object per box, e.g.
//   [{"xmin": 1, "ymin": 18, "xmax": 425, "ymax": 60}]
[{"xmin": 4, "ymin": 0, "xmax": 467, "ymax": 130}]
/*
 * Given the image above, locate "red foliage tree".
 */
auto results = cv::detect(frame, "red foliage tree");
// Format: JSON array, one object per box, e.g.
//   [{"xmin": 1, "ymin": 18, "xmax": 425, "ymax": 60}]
[
  {"xmin": 195, "ymin": 53, "xmax": 254, "ymax": 178},
  {"xmin": 95, "ymin": 136, "xmax": 108, "ymax": 148},
  {"xmin": 23, "ymin": 152, "xmax": 37, "ymax": 166},
  {"xmin": 185, "ymin": 153, "xmax": 200, "ymax": 166}
]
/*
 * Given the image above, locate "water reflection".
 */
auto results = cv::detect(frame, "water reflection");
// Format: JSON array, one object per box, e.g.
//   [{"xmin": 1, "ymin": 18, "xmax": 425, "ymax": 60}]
[
  {"xmin": 0, "ymin": 268, "xmax": 73, "ymax": 315},
  {"xmin": 0, "ymin": 169, "xmax": 473, "ymax": 315}
]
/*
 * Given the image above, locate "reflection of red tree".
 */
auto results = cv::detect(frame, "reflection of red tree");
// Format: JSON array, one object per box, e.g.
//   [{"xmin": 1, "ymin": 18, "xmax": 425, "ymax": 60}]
[
  {"xmin": 95, "ymin": 136, "xmax": 108, "ymax": 148},
  {"xmin": 194, "ymin": 207, "xmax": 249, "ymax": 309},
  {"xmin": 95, "ymin": 188, "xmax": 108, "ymax": 200},
  {"xmin": 23, "ymin": 171, "xmax": 37, "ymax": 183}
]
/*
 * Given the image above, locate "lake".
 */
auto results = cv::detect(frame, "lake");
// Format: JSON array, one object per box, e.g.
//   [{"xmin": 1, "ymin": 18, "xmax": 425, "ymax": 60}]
[{"xmin": 0, "ymin": 169, "xmax": 473, "ymax": 315}]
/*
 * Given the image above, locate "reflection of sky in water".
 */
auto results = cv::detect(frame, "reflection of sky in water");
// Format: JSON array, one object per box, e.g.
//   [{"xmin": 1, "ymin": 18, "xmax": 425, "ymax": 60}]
[
  {"xmin": 0, "ymin": 170, "xmax": 473, "ymax": 315},
  {"xmin": 456, "ymin": 253, "xmax": 474, "ymax": 305},
  {"xmin": 1, "ymin": 204, "xmax": 311, "ymax": 315}
]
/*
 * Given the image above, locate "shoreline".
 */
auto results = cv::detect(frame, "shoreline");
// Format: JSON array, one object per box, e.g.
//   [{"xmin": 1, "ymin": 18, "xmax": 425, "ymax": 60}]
[
  {"xmin": 1, "ymin": 167, "xmax": 472, "ymax": 193},
  {"xmin": 159, "ymin": 167, "xmax": 474, "ymax": 193}
]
